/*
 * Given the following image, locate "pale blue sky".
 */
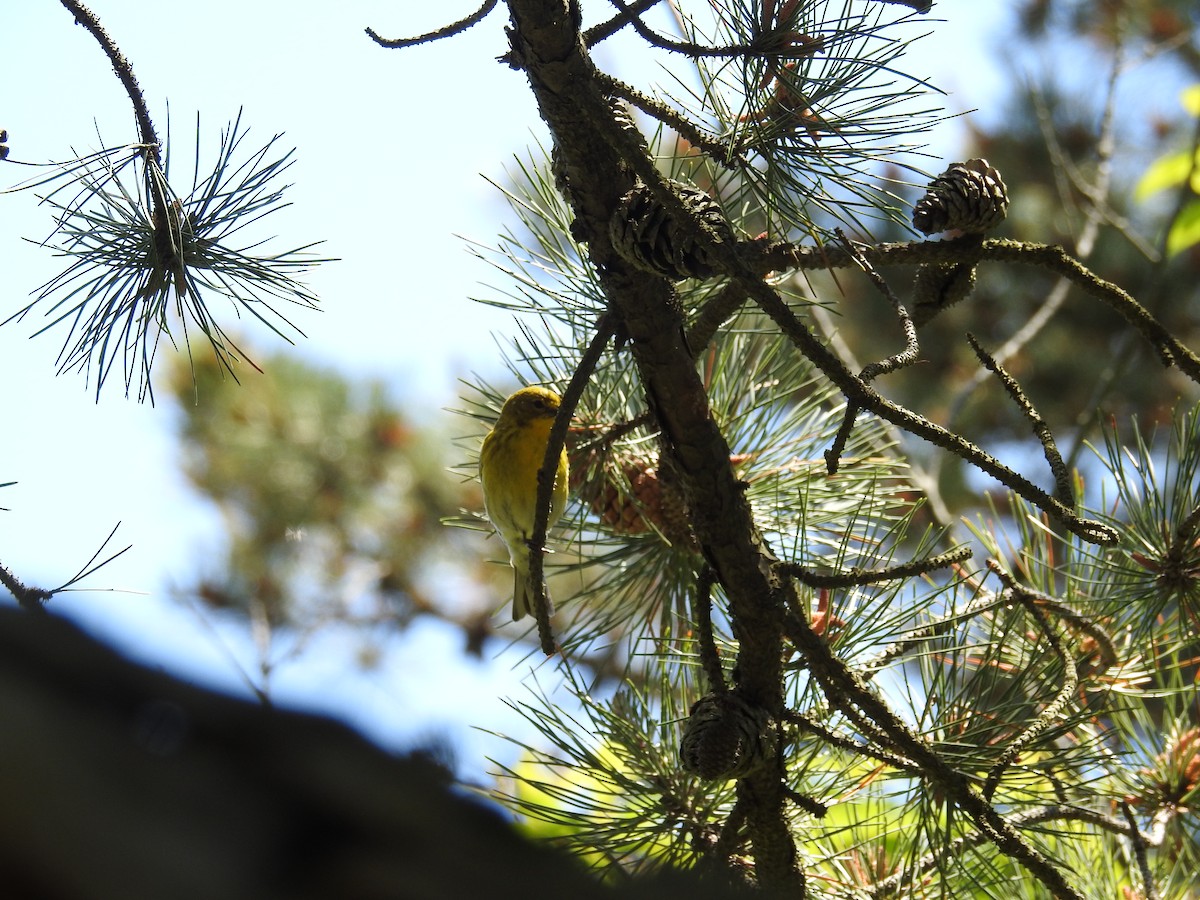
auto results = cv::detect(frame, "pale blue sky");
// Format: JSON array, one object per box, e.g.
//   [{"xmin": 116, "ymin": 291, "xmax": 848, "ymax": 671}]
[{"xmin": 0, "ymin": 1, "xmax": 1012, "ymax": 776}]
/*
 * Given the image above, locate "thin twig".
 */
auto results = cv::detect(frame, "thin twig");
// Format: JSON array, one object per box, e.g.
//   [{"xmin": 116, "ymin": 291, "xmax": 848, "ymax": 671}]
[
  {"xmin": 984, "ymin": 571, "xmax": 1120, "ymax": 676},
  {"xmin": 596, "ymin": 71, "xmax": 745, "ymax": 168},
  {"xmin": 695, "ymin": 567, "xmax": 727, "ymax": 690},
  {"xmin": 529, "ymin": 312, "xmax": 618, "ymax": 654},
  {"xmin": 857, "ymin": 591, "xmax": 1009, "ymax": 683},
  {"xmin": 779, "ymin": 544, "xmax": 972, "ymax": 589},
  {"xmin": 783, "ymin": 787, "xmax": 828, "ymax": 818},
  {"xmin": 784, "ymin": 708, "xmax": 922, "ymax": 773},
  {"xmin": 365, "ymin": 0, "xmax": 498, "ymax": 49},
  {"xmin": 824, "ymin": 229, "xmax": 919, "ymax": 473},
  {"xmin": 807, "ymin": 300, "xmax": 956, "ymax": 528},
  {"xmin": 747, "ymin": 279, "xmax": 1117, "ymax": 545},
  {"xmin": 983, "ymin": 562, "xmax": 1078, "ymax": 801},
  {"xmin": 1122, "ymin": 801, "xmax": 1161, "ymax": 900},
  {"xmin": 0, "ymin": 562, "xmax": 52, "ymax": 612},
  {"xmin": 838, "ymin": 230, "xmax": 919, "ymax": 384},
  {"xmin": 58, "ymin": 0, "xmax": 161, "ymax": 159},
  {"xmin": 570, "ymin": 411, "xmax": 654, "ymax": 457},
  {"xmin": 584, "ymin": 0, "xmax": 663, "ymax": 47},
  {"xmin": 966, "ymin": 333, "xmax": 1072, "ymax": 506},
  {"xmin": 604, "ymin": 0, "xmax": 770, "ymax": 58}
]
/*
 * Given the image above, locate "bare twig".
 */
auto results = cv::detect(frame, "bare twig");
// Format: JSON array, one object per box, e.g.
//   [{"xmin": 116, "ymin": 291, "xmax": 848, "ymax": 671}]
[
  {"xmin": 529, "ymin": 312, "xmax": 618, "ymax": 654},
  {"xmin": 584, "ymin": 0, "xmax": 663, "ymax": 47},
  {"xmin": 695, "ymin": 567, "xmax": 727, "ymax": 690},
  {"xmin": 0, "ymin": 562, "xmax": 53, "ymax": 612},
  {"xmin": 747, "ymin": 279, "xmax": 1117, "ymax": 545},
  {"xmin": 780, "ymin": 544, "xmax": 972, "ymax": 589},
  {"xmin": 58, "ymin": 0, "xmax": 161, "ymax": 158},
  {"xmin": 966, "ymin": 333, "xmax": 1072, "ymax": 505},
  {"xmin": 1122, "ymin": 802, "xmax": 1161, "ymax": 900},
  {"xmin": 983, "ymin": 562, "xmax": 1078, "ymax": 801},
  {"xmin": 365, "ymin": 0, "xmax": 498, "ymax": 49},
  {"xmin": 824, "ymin": 230, "xmax": 920, "ymax": 473}
]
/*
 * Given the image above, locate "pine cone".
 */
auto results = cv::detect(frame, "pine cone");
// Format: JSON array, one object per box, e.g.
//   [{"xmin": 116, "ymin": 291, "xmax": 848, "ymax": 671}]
[
  {"xmin": 912, "ymin": 158, "xmax": 1008, "ymax": 235},
  {"xmin": 570, "ymin": 443, "xmax": 698, "ymax": 550},
  {"xmin": 609, "ymin": 181, "xmax": 733, "ymax": 280},
  {"xmin": 679, "ymin": 691, "xmax": 773, "ymax": 781}
]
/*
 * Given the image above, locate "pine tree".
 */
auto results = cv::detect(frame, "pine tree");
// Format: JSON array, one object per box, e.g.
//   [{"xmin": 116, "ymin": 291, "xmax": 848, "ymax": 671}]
[
  {"xmin": 3, "ymin": 1, "xmax": 1199, "ymax": 898},
  {"xmin": 406, "ymin": 2, "xmax": 1198, "ymax": 896}
]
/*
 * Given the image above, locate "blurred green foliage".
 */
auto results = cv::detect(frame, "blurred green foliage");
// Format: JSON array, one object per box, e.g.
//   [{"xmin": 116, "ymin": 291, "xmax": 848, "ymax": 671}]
[{"xmin": 165, "ymin": 349, "xmax": 502, "ymax": 657}]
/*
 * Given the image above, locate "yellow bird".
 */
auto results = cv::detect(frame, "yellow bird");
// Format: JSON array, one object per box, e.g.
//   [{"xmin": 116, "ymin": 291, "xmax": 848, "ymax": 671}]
[{"xmin": 479, "ymin": 386, "xmax": 569, "ymax": 620}]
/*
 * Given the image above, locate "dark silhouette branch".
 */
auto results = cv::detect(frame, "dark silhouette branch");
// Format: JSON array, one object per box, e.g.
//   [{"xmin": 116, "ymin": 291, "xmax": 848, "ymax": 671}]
[
  {"xmin": 365, "ymin": 0, "xmax": 498, "ymax": 49},
  {"xmin": 58, "ymin": 0, "xmax": 161, "ymax": 160},
  {"xmin": 744, "ymin": 236, "xmax": 1200, "ymax": 386},
  {"xmin": 0, "ymin": 562, "xmax": 52, "ymax": 612},
  {"xmin": 584, "ymin": 0, "xmax": 663, "ymax": 47},
  {"xmin": 529, "ymin": 312, "xmax": 618, "ymax": 654}
]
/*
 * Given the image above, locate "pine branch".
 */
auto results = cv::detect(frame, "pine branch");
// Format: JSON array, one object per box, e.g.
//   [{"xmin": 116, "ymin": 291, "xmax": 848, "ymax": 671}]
[
  {"xmin": 747, "ymin": 277, "xmax": 1117, "ymax": 544},
  {"xmin": 365, "ymin": 0, "xmax": 498, "ymax": 49},
  {"xmin": 781, "ymin": 603, "xmax": 1090, "ymax": 900},
  {"xmin": 0, "ymin": 523, "xmax": 130, "ymax": 612},
  {"xmin": 966, "ymin": 332, "xmax": 1073, "ymax": 506},
  {"xmin": 982, "ymin": 561, "xmax": 1079, "ymax": 802},
  {"xmin": 0, "ymin": 562, "xmax": 53, "ymax": 612},
  {"xmin": 584, "ymin": 0, "xmax": 664, "ymax": 48},
  {"xmin": 58, "ymin": 0, "xmax": 161, "ymax": 159},
  {"xmin": 529, "ymin": 312, "xmax": 618, "ymax": 653},
  {"xmin": 747, "ymin": 236, "xmax": 1200, "ymax": 385},
  {"xmin": 779, "ymin": 543, "xmax": 971, "ymax": 589}
]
